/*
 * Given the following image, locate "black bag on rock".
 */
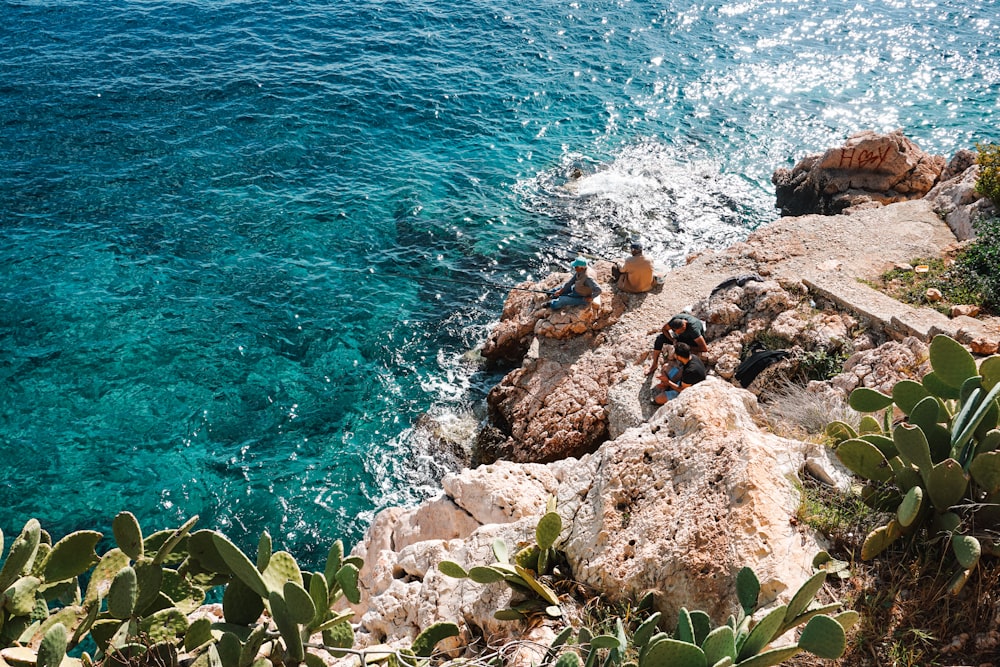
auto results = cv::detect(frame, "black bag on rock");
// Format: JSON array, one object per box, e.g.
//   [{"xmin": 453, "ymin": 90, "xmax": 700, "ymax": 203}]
[{"xmin": 735, "ymin": 343, "xmax": 789, "ymax": 388}]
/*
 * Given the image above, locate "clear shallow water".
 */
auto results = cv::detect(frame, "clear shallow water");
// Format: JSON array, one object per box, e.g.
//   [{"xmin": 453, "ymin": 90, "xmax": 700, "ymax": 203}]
[{"xmin": 2, "ymin": 0, "xmax": 997, "ymax": 566}]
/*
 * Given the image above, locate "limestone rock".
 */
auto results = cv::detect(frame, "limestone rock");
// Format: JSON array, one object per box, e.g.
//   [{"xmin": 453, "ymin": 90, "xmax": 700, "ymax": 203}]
[
  {"xmin": 482, "ymin": 336, "xmax": 622, "ymax": 463},
  {"xmin": 347, "ymin": 380, "xmax": 830, "ymax": 651},
  {"xmin": 830, "ymin": 337, "xmax": 931, "ymax": 395},
  {"xmin": 566, "ymin": 379, "xmax": 826, "ymax": 622},
  {"xmin": 925, "ymin": 159, "xmax": 997, "ymax": 240},
  {"xmin": 772, "ymin": 129, "xmax": 945, "ymax": 216},
  {"xmin": 951, "ymin": 304, "xmax": 981, "ymax": 319}
]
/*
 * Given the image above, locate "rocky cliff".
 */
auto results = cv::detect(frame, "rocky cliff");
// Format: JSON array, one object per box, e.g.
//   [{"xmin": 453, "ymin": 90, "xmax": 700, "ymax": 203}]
[{"xmin": 343, "ymin": 132, "xmax": 998, "ymax": 657}]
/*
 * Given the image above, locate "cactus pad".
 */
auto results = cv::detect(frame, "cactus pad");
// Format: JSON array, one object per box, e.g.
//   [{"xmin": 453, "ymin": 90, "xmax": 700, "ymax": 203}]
[
  {"xmin": 930, "ymin": 334, "xmax": 977, "ymax": 389},
  {"xmin": 643, "ymin": 637, "xmax": 706, "ymax": 667},
  {"xmin": 980, "ymin": 355, "xmax": 1000, "ymax": 390},
  {"xmin": 36, "ymin": 622, "xmax": 68, "ymax": 667},
  {"xmin": 211, "ymin": 532, "xmax": 268, "ymax": 599},
  {"xmin": 896, "ymin": 486, "xmax": 924, "ymax": 528},
  {"xmin": 836, "ymin": 439, "xmax": 891, "ymax": 482},
  {"xmin": 336, "ymin": 563, "xmax": 360, "ymax": 605},
  {"xmin": 0, "ymin": 519, "xmax": 42, "ymax": 592},
  {"xmin": 107, "ymin": 567, "xmax": 137, "ymax": 620},
  {"xmin": 283, "ymin": 581, "xmax": 316, "ymax": 625},
  {"xmin": 892, "ymin": 424, "xmax": 933, "ymax": 473},
  {"xmin": 491, "ymin": 538, "xmax": 509, "ymax": 565},
  {"xmin": 322, "ymin": 620, "xmax": 354, "ymax": 658},
  {"xmin": 926, "ymin": 458, "xmax": 969, "ymax": 510},
  {"xmin": 267, "ymin": 591, "xmax": 304, "ymax": 663},
  {"xmin": 735, "ymin": 566, "xmax": 759, "ymax": 615},
  {"xmin": 111, "ymin": 513, "xmax": 144, "ymax": 561},
  {"xmin": 701, "ymin": 626, "xmax": 736, "ymax": 665},
  {"xmin": 892, "ymin": 379, "xmax": 930, "ymax": 414},
  {"xmin": 536, "ymin": 512, "xmax": 562, "ymax": 550},
  {"xmin": 256, "ymin": 531, "xmax": 273, "ymax": 573},
  {"xmin": 798, "ymin": 614, "xmax": 847, "ymax": 659},
  {"xmin": 323, "ymin": 540, "xmax": 344, "ymax": 587},
  {"xmin": 411, "ymin": 621, "xmax": 460, "ymax": 657},
  {"xmin": 849, "ymin": 387, "xmax": 893, "ymax": 413},
  {"xmin": 437, "ymin": 561, "xmax": 468, "ymax": 579},
  {"xmin": 43, "ymin": 530, "xmax": 102, "ymax": 583},
  {"xmin": 261, "ymin": 551, "xmax": 302, "ymax": 594},
  {"xmin": 222, "ymin": 575, "xmax": 264, "ymax": 626},
  {"xmin": 553, "ymin": 653, "xmax": 581, "ymax": 667},
  {"xmin": 970, "ymin": 451, "xmax": 1000, "ymax": 493},
  {"xmin": 138, "ymin": 607, "xmax": 187, "ymax": 644},
  {"xmin": 736, "ymin": 605, "xmax": 786, "ymax": 661},
  {"xmin": 952, "ymin": 534, "xmax": 982, "ymax": 569},
  {"xmin": 783, "ymin": 571, "xmax": 827, "ymax": 627},
  {"xmin": 825, "ymin": 420, "xmax": 857, "ymax": 443},
  {"xmin": 861, "ymin": 521, "xmax": 902, "ymax": 560}
]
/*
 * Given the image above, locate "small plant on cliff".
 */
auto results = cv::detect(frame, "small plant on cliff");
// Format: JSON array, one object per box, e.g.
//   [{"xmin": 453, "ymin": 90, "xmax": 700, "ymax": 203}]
[
  {"xmin": 438, "ymin": 497, "xmax": 568, "ymax": 620},
  {"xmin": 828, "ymin": 334, "xmax": 1000, "ymax": 593},
  {"xmin": 541, "ymin": 561, "xmax": 853, "ymax": 667},
  {"xmin": 975, "ymin": 141, "xmax": 1000, "ymax": 208},
  {"xmin": 872, "ymin": 257, "xmax": 983, "ymax": 315}
]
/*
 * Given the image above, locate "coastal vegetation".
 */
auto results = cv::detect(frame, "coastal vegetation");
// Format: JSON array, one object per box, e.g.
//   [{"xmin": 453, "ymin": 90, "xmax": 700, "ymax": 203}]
[
  {"xmin": 0, "ymin": 513, "xmax": 457, "ymax": 667},
  {"xmin": 975, "ymin": 142, "xmax": 1000, "ymax": 208},
  {"xmin": 870, "ymin": 142, "xmax": 1000, "ymax": 316},
  {"xmin": 801, "ymin": 334, "xmax": 1000, "ymax": 665}
]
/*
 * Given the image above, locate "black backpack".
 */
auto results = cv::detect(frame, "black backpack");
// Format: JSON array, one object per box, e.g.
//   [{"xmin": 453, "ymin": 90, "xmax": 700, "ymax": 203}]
[{"xmin": 735, "ymin": 344, "xmax": 789, "ymax": 388}]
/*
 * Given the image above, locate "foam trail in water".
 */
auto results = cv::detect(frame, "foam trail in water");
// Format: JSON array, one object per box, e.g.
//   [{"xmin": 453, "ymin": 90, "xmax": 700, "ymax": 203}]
[{"xmin": 517, "ymin": 140, "xmax": 776, "ymax": 268}]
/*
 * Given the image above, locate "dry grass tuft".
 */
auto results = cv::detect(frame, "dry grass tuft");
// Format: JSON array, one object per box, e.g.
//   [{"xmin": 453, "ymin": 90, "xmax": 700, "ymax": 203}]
[{"xmin": 761, "ymin": 380, "xmax": 860, "ymax": 440}]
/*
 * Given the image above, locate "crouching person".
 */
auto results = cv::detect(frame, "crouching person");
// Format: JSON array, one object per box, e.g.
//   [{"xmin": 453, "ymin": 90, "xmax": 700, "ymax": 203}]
[{"xmin": 652, "ymin": 342, "xmax": 706, "ymax": 405}]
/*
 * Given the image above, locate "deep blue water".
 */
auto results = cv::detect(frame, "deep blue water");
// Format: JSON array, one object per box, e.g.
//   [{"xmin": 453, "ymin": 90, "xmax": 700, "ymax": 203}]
[{"xmin": 2, "ymin": 0, "xmax": 997, "ymax": 566}]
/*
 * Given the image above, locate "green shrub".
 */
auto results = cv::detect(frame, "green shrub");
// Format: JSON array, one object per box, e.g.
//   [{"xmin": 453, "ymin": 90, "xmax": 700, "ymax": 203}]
[
  {"xmin": 798, "ymin": 346, "xmax": 851, "ymax": 382},
  {"xmin": 956, "ymin": 213, "xmax": 1000, "ymax": 312},
  {"xmin": 975, "ymin": 142, "xmax": 1000, "ymax": 208}
]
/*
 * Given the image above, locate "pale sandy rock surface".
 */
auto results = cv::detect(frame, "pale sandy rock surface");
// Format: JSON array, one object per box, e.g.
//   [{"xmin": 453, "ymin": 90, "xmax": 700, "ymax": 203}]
[
  {"xmin": 925, "ymin": 157, "xmax": 998, "ymax": 241},
  {"xmin": 347, "ymin": 380, "xmax": 835, "ymax": 649}
]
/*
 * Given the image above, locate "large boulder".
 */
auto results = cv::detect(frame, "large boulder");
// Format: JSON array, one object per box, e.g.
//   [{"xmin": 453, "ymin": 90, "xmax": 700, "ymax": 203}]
[
  {"xmin": 773, "ymin": 129, "xmax": 945, "ymax": 216},
  {"xmin": 924, "ymin": 149, "xmax": 997, "ymax": 240},
  {"xmin": 346, "ymin": 379, "xmax": 834, "ymax": 651},
  {"xmin": 481, "ymin": 335, "xmax": 624, "ymax": 463}
]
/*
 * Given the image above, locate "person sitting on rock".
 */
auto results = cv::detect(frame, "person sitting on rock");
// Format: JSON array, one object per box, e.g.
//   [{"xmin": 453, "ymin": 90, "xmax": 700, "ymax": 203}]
[
  {"xmin": 646, "ymin": 313, "xmax": 709, "ymax": 374},
  {"xmin": 611, "ymin": 238, "xmax": 655, "ymax": 294},
  {"xmin": 652, "ymin": 342, "xmax": 706, "ymax": 404},
  {"xmin": 546, "ymin": 256, "xmax": 602, "ymax": 310}
]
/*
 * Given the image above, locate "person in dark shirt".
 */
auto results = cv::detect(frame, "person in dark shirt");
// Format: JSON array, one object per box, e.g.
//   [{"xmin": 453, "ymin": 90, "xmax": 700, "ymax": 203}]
[
  {"xmin": 652, "ymin": 342, "xmax": 707, "ymax": 404},
  {"xmin": 646, "ymin": 313, "xmax": 708, "ymax": 374}
]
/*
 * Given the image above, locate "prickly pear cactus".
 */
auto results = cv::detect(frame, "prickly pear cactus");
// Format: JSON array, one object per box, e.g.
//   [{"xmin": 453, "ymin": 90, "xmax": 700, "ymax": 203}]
[{"xmin": 832, "ymin": 335, "xmax": 1000, "ymax": 591}]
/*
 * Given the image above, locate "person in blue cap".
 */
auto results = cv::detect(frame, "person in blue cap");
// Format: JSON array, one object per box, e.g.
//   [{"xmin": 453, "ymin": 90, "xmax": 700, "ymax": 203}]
[{"xmin": 546, "ymin": 256, "xmax": 603, "ymax": 310}]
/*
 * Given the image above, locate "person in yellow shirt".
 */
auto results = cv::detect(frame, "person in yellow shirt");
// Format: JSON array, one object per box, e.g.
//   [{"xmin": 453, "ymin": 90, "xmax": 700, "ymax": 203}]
[{"xmin": 612, "ymin": 239, "xmax": 654, "ymax": 293}]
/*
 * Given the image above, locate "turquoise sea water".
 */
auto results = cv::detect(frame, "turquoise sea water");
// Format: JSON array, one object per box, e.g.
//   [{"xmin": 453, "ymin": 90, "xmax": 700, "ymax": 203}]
[{"xmin": 2, "ymin": 0, "xmax": 998, "ymax": 566}]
